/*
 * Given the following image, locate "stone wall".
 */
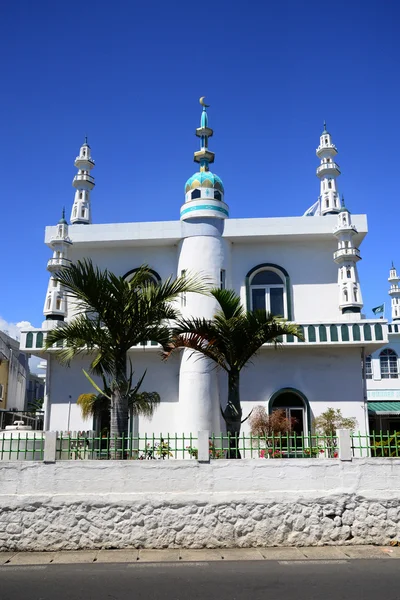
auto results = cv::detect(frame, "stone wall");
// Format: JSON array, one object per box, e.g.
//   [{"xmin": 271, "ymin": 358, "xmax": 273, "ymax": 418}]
[{"xmin": 1, "ymin": 459, "xmax": 400, "ymax": 551}]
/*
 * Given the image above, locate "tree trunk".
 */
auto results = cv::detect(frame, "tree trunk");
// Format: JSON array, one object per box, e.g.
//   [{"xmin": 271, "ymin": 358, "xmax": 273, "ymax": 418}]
[
  {"xmin": 223, "ymin": 370, "xmax": 242, "ymax": 459},
  {"xmin": 109, "ymin": 355, "xmax": 130, "ymax": 459}
]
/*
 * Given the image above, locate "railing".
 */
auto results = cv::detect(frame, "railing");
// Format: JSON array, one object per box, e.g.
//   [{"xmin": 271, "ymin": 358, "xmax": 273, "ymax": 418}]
[
  {"xmin": 333, "ymin": 247, "xmax": 361, "ymax": 260},
  {"xmin": 55, "ymin": 432, "xmax": 197, "ymax": 460},
  {"xmin": 73, "ymin": 174, "xmax": 95, "ymax": 184},
  {"xmin": 0, "ymin": 410, "xmax": 44, "ymax": 431},
  {"xmin": 351, "ymin": 431, "xmax": 400, "ymax": 458},
  {"xmin": 47, "ymin": 257, "xmax": 69, "ymax": 268},
  {"xmin": 316, "ymin": 162, "xmax": 341, "ymax": 174},
  {"xmin": 0, "ymin": 432, "xmax": 45, "ymax": 460},
  {"xmin": 2, "ymin": 431, "xmax": 400, "ymax": 461},
  {"xmin": 75, "ymin": 155, "xmax": 95, "ymax": 164}
]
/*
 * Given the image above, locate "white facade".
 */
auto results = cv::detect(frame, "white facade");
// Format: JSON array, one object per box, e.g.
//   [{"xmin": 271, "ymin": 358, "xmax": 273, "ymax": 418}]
[{"xmin": 20, "ymin": 110, "xmax": 388, "ymax": 436}]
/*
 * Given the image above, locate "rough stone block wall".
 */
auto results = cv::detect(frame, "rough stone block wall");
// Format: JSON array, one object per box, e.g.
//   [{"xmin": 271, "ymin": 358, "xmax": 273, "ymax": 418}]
[{"xmin": 0, "ymin": 459, "xmax": 399, "ymax": 551}]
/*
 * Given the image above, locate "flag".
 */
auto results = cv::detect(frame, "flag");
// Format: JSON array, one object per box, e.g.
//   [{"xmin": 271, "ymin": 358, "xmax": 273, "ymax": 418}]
[
  {"xmin": 372, "ymin": 304, "xmax": 384, "ymax": 315},
  {"xmin": 303, "ymin": 199, "xmax": 321, "ymax": 217}
]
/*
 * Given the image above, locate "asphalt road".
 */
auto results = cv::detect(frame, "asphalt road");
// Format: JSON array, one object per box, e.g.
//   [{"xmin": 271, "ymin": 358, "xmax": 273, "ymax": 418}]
[{"xmin": 1, "ymin": 560, "xmax": 400, "ymax": 600}]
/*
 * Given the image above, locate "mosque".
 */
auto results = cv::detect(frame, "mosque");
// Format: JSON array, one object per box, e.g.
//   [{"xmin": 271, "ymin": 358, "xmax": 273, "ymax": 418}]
[{"xmin": 20, "ymin": 100, "xmax": 389, "ymax": 436}]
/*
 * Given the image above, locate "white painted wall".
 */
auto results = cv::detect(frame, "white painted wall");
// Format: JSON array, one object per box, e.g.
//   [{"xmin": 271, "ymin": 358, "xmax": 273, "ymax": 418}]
[{"xmin": 1, "ymin": 459, "xmax": 400, "ymax": 550}]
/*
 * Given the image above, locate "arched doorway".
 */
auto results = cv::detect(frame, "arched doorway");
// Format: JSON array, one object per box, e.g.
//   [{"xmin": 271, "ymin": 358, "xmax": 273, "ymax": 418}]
[{"xmin": 268, "ymin": 388, "xmax": 311, "ymax": 437}]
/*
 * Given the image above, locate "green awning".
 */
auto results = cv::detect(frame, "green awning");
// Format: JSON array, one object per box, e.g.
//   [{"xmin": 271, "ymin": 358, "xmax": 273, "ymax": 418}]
[{"xmin": 368, "ymin": 401, "xmax": 400, "ymax": 415}]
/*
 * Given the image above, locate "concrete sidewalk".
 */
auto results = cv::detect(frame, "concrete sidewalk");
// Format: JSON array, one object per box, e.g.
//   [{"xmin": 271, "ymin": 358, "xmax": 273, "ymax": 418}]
[{"xmin": 1, "ymin": 545, "xmax": 400, "ymax": 566}]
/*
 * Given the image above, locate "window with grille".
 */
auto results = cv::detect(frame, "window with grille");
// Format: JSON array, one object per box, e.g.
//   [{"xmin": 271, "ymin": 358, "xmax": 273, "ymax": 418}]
[
  {"xmin": 365, "ymin": 355, "xmax": 373, "ymax": 379},
  {"xmin": 380, "ymin": 349, "xmax": 398, "ymax": 379}
]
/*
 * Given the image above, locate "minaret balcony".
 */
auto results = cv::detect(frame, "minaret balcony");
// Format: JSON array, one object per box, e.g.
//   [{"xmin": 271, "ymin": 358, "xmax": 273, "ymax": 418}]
[
  {"xmin": 194, "ymin": 149, "xmax": 215, "ymax": 164},
  {"xmin": 333, "ymin": 247, "xmax": 361, "ymax": 262},
  {"xmin": 316, "ymin": 144, "xmax": 338, "ymax": 158},
  {"xmin": 389, "ymin": 285, "xmax": 400, "ymax": 296},
  {"xmin": 333, "ymin": 223, "xmax": 357, "ymax": 235},
  {"xmin": 316, "ymin": 162, "xmax": 341, "ymax": 177},
  {"xmin": 73, "ymin": 173, "xmax": 95, "ymax": 184},
  {"xmin": 47, "ymin": 257, "xmax": 69, "ymax": 270},
  {"xmin": 74, "ymin": 156, "xmax": 95, "ymax": 168}
]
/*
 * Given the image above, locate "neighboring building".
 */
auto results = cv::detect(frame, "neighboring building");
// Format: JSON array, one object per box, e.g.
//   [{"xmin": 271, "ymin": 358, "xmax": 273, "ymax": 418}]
[
  {"xmin": 26, "ymin": 373, "xmax": 45, "ymax": 410},
  {"xmin": 366, "ymin": 264, "xmax": 400, "ymax": 433},
  {"xmin": 0, "ymin": 330, "xmax": 28, "ymax": 413},
  {"xmin": 20, "ymin": 104, "xmax": 387, "ymax": 435}
]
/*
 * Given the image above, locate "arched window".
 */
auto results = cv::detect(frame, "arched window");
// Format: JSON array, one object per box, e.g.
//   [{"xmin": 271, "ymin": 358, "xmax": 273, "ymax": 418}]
[
  {"xmin": 354, "ymin": 288, "xmax": 358, "ymax": 303},
  {"xmin": 364, "ymin": 324, "xmax": 372, "ymax": 341},
  {"xmin": 56, "ymin": 297, "xmax": 62, "ymax": 310},
  {"xmin": 26, "ymin": 332, "xmax": 33, "ymax": 349},
  {"xmin": 319, "ymin": 325, "xmax": 327, "ymax": 342},
  {"xmin": 328, "ymin": 180, "xmax": 332, "ymax": 189},
  {"xmin": 347, "ymin": 268, "xmax": 351, "ymax": 278},
  {"xmin": 365, "ymin": 355, "xmax": 372, "ymax": 379},
  {"xmin": 36, "ymin": 332, "xmax": 44, "ymax": 349},
  {"xmin": 123, "ymin": 268, "xmax": 161, "ymax": 285},
  {"xmin": 79, "ymin": 191, "xmax": 83, "ymax": 199},
  {"xmin": 249, "ymin": 269, "xmax": 285, "ymax": 317},
  {"xmin": 214, "ymin": 190, "xmax": 222, "ymax": 201},
  {"xmin": 353, "ymin": 324, "xmax": 361, "ymax": 341},
  {"xmin": 269, "ymin": 388, "xmax": 310, "ymax": 443},
  {"xmin": 308, "ymin": 325, "xmax": 316, "ymax": 342},
  {"xmin": 191, "ymin": 189, "xmax": 201, "ymax": 200},
  {"xmin": 341, "ymin": 324, "xmax": 349, "ymax": 342},
  {"xmin": 380, "ymin": 349, "xmax": 398, "ymax": 379},
  {"xmin": 81, "ymin": 208, "xmax": 85, "ymax": 218},
  {"xmin": 46, "ymin": 297, "xmax": 51, "ymax": 310},
  {"xmin": 343, "ymin": 289, "xmax": 348, "ymax": 302},
  {"xmin": 325, "ymin": 199, "xmax": 329, "ymax": 208}
]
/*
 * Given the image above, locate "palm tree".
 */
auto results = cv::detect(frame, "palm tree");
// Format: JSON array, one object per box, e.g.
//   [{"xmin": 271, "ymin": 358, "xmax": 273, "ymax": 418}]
[
  {"xmin": 164, "ymin": 288, "xmax": 301, "ymax": 457},
  {"xmin": 45, "ymin": 259, "xmax": 207, "ymax": 453}
]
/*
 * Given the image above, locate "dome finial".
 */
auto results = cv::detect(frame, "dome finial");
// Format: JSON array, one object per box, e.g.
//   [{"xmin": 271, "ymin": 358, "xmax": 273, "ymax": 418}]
[
  {"xmin": 323, "ymin": 120, "xmax": 327, "ymax": 133},
  {"xmin": 84, "ymin": 135, "xmax": 88, "ymax": 145},
  {"xmin": 341, "ymin": 194, "xmax": 345, "ymax": 208}
]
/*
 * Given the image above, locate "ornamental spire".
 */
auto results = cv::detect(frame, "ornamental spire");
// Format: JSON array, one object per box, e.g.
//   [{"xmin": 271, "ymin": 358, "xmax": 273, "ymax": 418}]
[
  {"xmin": 194, "ymin": 97, "xmax": 214, "ymax": 173},
  {"xmin": 70, "ymin": 139, "xmax": 95, "ymax": 225},
  {"xmin": 316, "ymin": 124, "xmax": 341, "ymax": 216}
]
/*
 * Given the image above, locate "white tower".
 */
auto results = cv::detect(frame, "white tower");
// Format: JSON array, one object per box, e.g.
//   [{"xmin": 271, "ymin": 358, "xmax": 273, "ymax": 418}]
[
  {"xmin": 388, "ymin": 263, "xmax": 400, "ymax": 321},
  {"xmin": 70, "ymin": 138, "xmax": 95, "ymax": 225},
  {"xmin": 333, "ymin": 198, "xmax": 363, "ymax": 315},
  {"xmin": 177, "ymin": 99, "xmax": 229, "ymax": 433},
  {"xmin": 42, "ymin": 209, "xmax": 72, "ymax": 328},
  {"xmin": 316, "ymin": 122, "xmax": 341, "ymax": 216}
]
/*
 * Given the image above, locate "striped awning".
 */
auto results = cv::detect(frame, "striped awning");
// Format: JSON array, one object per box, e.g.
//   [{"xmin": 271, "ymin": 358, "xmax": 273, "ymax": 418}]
[{"xmin": 368, "ymin": 401, "xmax": 400, "ymax": 415}]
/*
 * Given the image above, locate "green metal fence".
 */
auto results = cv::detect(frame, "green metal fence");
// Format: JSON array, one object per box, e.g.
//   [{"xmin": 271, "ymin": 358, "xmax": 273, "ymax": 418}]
[
  {"xmin": 351, "ymin": 431, "xmax": 400, "ymax": 457},
  {"xmin": 0, "ymin": 432, "xmax": 45, "ymax": 461},
  {"xmin": 55, "ymin": 432, "xmax": 198, "ymax": 460},
  {"xmin": 209, "ymin": 432, "xmax": 339, "ymax": 459}
]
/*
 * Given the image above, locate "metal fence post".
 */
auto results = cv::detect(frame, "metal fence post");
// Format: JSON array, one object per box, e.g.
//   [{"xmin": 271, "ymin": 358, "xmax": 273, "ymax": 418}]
[
  {"xmin": 198, "ymin": 430, "xmax": 210, "ymax": 463},
  {"xmin": 337, "ymin": 428, "xmax": 352, "ymax": 461},
  {"xmin": 43, "ymin": 431, "xmax": 57, "ymax": 463}
]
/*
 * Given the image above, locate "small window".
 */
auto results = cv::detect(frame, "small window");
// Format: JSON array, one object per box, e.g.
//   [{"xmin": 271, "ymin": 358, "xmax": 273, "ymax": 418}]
[
  {"xmin": 354, "ymin": 289, "xmax": 358, "ymax": 303},
  {"xmin": 353, "ymin": 324, "xmax": 361, "ymax": 341},
  {"xmin": 36, "ymin": 332, "xmax": 44, "ymax": 349},
  {"xmin": 328, "ymin": 180, "xmax": 332, "ymax": 189},
  {"xmin": 330, "ymin": 325, "xmax": 338, "ymax": 342},
  {"xmin": 341, "ymin": 325, "xmax": 349, "ymax": 342},
  {"xmin": 214, "ymin": 190, "xmax": 222, "ymax": 201},
  {"xmin": 308, "ymin": 325, "xmax": 316, "ymax": 342},
  {"xmin": 56, "ymin": 297, "xmax": 62, "ymax": 310},
  {"xmin": 191, "ymin": 189, "xmax": 201, "ymax": 200},
  {"xmin": 364, "ymin": 324, "xmax": 372, "ymax": 341},
  {"xmin": 325, "ymin": 137, "xmax": 328, "ymax": 143},
  {"xmin": 79, "ymin": 191, "xmax": 83, "ymax": 199},
  {"xmin": 327, "ymin": 158, "xmax": 331, "ymax": 163},
  {"xmin": 343, "ymin": 289, "xmax": 348, "ymax": 302},
  {"xmin": 380, "ymin": 349, "xmax": 398, "ymax": 379},
  {"xmin": 325, "ymin": 199, "xmax": 329, "ymax": 208},
  {"xmin": 220, "ymin": 269, "xmax": 226, "ymax": 290},
  {"xmin": 47, "ymin": 297, "xmax": 51, "ymax": 309},
  {"xmin": 365, "ymin": 355, "xmax": 373, "ymax": 379},
  {"xmin": 347, "ymin": 268, "xmax": 351, "ymax": 278},
  {"xmin": 81, "ymin": 209, "xmax": 85, "ymax": 218},
  {"xmin": 319, "ymin": 325, "xmax": 327, "ymax": 342}
]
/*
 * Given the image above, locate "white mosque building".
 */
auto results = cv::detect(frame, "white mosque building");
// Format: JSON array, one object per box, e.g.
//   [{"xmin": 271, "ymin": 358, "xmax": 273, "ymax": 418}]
[{"xmin": 20, "ymin": 102, "xmax": 388, "ymax": 436}]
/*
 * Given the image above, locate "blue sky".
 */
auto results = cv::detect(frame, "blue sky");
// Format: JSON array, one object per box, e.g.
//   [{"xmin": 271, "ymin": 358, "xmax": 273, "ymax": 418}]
[{"xmin": 1, "ymin": 0, "xmax": 398, "ymax": 330}]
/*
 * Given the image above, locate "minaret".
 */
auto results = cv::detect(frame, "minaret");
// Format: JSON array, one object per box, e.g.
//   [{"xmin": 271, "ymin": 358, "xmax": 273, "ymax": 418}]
[
  {"xmin": 70, "ymin": 138, "xmax": 95, "ymax": 225},
  {"xmin": 177, "ymin": 98, "xmax": 230, "ymax": 434},
  {"xmin": 333, "ymin": 197, "xmax": 363, "ymax": 315},
  {"xmin": 388, "ymin": 263, "xmax": 400, "ymax": 321},
  {"xmin": 42, "ymin": 209, "xmax": 72, "ymax": 327},
  {"xmin": 316, "ymin": 122, "xmax": 341, "ymax": 216}
]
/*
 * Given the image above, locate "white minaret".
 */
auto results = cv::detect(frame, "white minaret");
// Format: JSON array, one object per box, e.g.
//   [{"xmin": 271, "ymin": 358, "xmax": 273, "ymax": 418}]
[
  {"xmin": 70, "ymin": 138, "xmax": 95, "ymax": 224},
  {"xmin": 42, "ymin": 209, "xmax": 72, "ymax": 328},
  {"xmin": 316, "ymin": 122, "xmax": 341, "ymax": 216},
  {"xmin": 388, "ymin": 263, "xmax": 400, "ymax": 321},
  {"xmin": 333, "ymin": 197, "xmax": 363, "ymax": 315},
  {"xmin": 177, "ymin": 98, "xmax": 230, "ymax": 434}
]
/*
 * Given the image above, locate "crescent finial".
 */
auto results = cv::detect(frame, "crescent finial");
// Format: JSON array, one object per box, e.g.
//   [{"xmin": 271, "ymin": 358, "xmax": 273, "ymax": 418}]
[{"xmin": 199, "ymin": 96, "xmax": 210, "ymax": 108}]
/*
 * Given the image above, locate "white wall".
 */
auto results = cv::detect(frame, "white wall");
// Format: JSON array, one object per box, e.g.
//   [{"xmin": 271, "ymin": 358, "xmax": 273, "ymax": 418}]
[{"xmin": 1, "ymin": 459, "xmax": 400, "ymax": 551}]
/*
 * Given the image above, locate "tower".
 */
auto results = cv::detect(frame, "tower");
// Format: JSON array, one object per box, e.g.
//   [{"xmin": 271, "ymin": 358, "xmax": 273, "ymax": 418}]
[
  {"xmin": 70, "ymin": 138, "xmax": 95, "ymax": 225},
  {"xmin": 177, "ymin": 98, "xmax": 230, "ymax": 433},
  {"xmin": 388, "ymin": 263, "xmax": 400, "ymax": 321},
  {"xmin": 42, "ymin": 209, "xmax": 72, "ymax": 327},
  {"xmin": 316, "ymin": 122, "xmax": 341, "ymax": 216},
  {"xmin": 333, "ymin": 198, "xmax": 363, "ymax": 314}
]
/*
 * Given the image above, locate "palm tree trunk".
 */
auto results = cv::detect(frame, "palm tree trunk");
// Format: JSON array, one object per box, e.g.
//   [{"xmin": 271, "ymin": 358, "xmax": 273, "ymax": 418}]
[
  {"xmin": 223, "ymin": 370, "xmax": 242, "ymax": 459},
  {"xmin": 109, "ymin": 355, "xmax": 129, "ymax": 459}
]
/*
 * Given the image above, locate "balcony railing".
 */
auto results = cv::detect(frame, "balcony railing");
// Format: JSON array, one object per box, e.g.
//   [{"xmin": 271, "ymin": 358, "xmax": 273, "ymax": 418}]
[
  {"xmin": 19, "ymin": 320, "xmax": 387, "ymax": 354},
  {"xmin": 316, "ymin": 162, "xmax": 341, "ymax": 175},
  {"xmin": 333, "ymin": 247, "xmax": 361, "ymax": 260},
  {"xmin": 75, "ymin": 155, "xmax": 95, "ymax": 164},
  {"xmin": 73, "ymin": 174, "xmax": 95, "ymax": 184},
  {"xmin": 47, "ymin": 257, "xmax": 69, "ymax": 268}
]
